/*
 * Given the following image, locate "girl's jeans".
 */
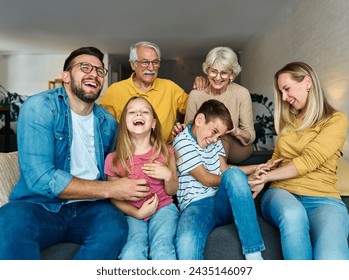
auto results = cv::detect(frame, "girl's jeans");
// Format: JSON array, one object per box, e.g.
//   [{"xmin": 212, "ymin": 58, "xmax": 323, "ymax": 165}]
[
  {"xmin": 119, "ymin": 203, "xmax": 179, "ymax": 260},
  {"xmin": 176, "ymin": 167, "xmax": 265, "ymax": 259},
  {"xmin": 261, "ymin": 187, "xmax": 349, "ymax": 260}
]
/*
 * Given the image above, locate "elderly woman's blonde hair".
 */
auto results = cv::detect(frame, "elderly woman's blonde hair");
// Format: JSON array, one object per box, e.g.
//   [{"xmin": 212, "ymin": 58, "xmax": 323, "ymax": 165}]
[{"xmin": 202, "ymin": 47, "xmax": 241, "ymax": 76}]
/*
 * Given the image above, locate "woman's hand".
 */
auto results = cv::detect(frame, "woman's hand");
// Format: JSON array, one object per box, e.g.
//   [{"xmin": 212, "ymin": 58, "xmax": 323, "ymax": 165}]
[
  {"xmin": 227, "ymin": 127, "xmax": 241, "ymax": 137},
  {"xmin": 172, "ymin": 122, "xmax": 186, "ymax": 137},
  {"xmin": 255, "ymin": 158, "xmax": 284, "ymax": 173}
]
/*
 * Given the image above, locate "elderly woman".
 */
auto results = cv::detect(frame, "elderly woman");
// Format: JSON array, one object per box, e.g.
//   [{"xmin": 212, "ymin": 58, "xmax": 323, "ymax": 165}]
[{"xmin": 185, "ymin": 47, "xmax": 255, "ymax": 164}]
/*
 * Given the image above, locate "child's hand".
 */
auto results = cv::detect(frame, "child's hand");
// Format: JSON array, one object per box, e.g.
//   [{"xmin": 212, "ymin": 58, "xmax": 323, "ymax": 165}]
[
  {"xmin": 142, "ymin": 161, "xmax": 172, "ymax": 181},
  {"xmin": 250, "ymin": 183, "xmax": 265, "ymax": 199},
  {"xmin": 138, "ymin": 194, "xmax": 158, "ymax": 220},
  {"xmin": 248, "ymin": 173, "xmax": 267, "ymax": 199}
]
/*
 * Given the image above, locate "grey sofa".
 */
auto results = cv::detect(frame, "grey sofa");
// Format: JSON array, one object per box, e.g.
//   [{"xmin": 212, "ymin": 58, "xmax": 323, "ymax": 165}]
[
  {"xmin": 1, "ymin": 151, "xmax": 348, "ymax": 260},
  {"xmin": 204, "ymin": 151, "xmax": 349, "ymax": 259}
]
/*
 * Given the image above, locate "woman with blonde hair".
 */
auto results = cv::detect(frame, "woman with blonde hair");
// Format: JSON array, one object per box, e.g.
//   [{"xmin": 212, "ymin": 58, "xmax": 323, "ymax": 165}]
[
  {"xmin": 250, "ymin": 62, "xmax": 349, "ymax": 259},
  {"xmin": 104, "ymin": 96, "xmax": 179, "ymax": 259}
]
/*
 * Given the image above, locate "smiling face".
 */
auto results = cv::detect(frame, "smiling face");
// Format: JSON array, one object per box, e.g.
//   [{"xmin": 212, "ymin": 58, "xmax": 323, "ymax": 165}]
[
  {"xmin": 130, "ymin": 46, "xmax": 160, "ymax": 86},
  {"xmin": 207, "ymin": 62, "xmax": 234, "ymax": 94},
  {"xmin": 191, "ymin": 113, "xmax": 228, "ymax": 148},
  {"xmin": 63, "ymin": 54, "xmax": 104, "ymax": 103},
  {"xmin": 125, "ymin": 97, "xmax": 156, "ymax": 137},
  {"xmin": 277, "ymin": 72, "xmax": 312, "ymax": 115}
]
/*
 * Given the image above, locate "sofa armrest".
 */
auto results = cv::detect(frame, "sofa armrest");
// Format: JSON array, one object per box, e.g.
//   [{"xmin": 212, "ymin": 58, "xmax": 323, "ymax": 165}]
[{"xmin": 0, "ymin": 152, "xmax": 19, "ymax": 207}]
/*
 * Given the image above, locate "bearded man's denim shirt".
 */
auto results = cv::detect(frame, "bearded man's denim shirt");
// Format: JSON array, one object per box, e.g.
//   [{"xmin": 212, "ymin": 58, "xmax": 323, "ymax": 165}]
[{"xmin": 10, "ymin": 87, "xmax": 117, "ymax": 212}]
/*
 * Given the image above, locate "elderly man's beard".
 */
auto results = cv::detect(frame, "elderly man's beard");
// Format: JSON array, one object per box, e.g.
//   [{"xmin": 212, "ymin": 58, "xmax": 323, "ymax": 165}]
[{"xmin": 71, "ymin": 79, "xmax": 102, "ymax": 104}]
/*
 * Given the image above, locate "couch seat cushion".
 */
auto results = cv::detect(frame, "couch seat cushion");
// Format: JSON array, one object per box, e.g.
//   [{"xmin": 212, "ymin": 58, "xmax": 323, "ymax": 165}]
[{"xmin": 0, "ymin": 152, "xmax": 19, "ymax": 207}]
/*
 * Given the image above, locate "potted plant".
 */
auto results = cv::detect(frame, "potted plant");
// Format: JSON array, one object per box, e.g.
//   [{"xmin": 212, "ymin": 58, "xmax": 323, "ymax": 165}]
[
  {"xmin": 0, "ymin": 84, "xmax": 27, "ymax": 123},
  {"xmin": 251, "ymin": 93, "xmax": 276, "ymax": 150}
]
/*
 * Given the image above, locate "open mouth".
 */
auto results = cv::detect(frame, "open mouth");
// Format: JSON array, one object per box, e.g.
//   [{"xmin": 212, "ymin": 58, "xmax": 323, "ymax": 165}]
[
  {"xmin": 83, "ymin": 80, "xmax": 98, "ymax": 89},
  {"xmin": 133, "ymin": 119, "xmax": 145, "ymax": 126}
]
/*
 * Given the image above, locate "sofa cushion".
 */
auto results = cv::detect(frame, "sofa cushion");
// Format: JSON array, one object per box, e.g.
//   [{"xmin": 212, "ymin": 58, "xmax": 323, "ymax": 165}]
[
  {"xmin": 0, "ymin": 152, "xmax": 19, "ymax": 207},
  {"xmin": 337, "ymin": 156, "xmax": 349, "ymax": 196}
]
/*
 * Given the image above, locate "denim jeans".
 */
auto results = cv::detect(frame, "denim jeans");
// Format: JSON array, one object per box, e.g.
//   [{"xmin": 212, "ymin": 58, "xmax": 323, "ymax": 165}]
[
  {"xmin": 176, "ymin": 166, "xmax": 265, "ymax": 259},
  {"xmin": 0, "ymin": 200, "xmax": 128, "ymax": 260},
  {"xmin": 261, "ymin": 188, "xmax": 349, "ymax": 260},
  {"xmin": 119, "ymin": 203, "xmax": 179, "ymax": 260}
]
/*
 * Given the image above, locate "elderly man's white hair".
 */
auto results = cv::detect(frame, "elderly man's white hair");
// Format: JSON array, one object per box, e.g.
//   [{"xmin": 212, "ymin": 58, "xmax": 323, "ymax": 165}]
[{"xmin": 129, "ymin": 41, "xmax": 161, "ymax": 62}]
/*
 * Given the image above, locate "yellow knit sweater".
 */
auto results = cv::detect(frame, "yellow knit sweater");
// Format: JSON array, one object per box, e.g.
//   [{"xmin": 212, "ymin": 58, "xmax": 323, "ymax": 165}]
[{"xmin": 270, "ymin": 111, "xmax": 348, "ymax": 199}]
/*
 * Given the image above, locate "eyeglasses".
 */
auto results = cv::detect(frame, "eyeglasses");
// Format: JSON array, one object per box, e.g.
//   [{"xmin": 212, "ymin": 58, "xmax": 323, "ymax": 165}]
[
  {"xmin": 208, "ymin": 68, "xmax": 232, "ymax": 79},
  {"xmin": 67, "ymin": 62, "xmax": 108, "ymax": 78},
  {"xmin": 135, "ymin": 60, "xmax": 160, "ymax": 68}
]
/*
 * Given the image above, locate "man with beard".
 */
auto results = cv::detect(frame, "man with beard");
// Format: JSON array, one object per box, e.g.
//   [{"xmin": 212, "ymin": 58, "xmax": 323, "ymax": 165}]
[
  {"xmin": 0, "ymin": 47, "xmax": 151, "ymax": 260},
  {"xmin": 100, "ymin": 41, "xmax": 188, "ymax": 143}
]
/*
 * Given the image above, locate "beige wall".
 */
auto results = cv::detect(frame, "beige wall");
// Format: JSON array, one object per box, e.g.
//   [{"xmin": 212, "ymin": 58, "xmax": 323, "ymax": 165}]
[
  {"xmin": 241, "ymin": 0, "xmax": 349, "ymax": 158},
  {"xmin": 1, "ymin": 53, "xmax": 110, "ymax": 97}
]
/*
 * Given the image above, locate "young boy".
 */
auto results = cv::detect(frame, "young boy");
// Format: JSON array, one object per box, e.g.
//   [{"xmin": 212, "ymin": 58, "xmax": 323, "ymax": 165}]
[{"xmin": 172, "ymin": 99, "xmax": 265, "ymax": 260}]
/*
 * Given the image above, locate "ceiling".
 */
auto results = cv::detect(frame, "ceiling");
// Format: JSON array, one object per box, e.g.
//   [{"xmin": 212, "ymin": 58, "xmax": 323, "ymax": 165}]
[{"xmin": 0, "ymin": 0, "xmax": 299, "ymax": 59}]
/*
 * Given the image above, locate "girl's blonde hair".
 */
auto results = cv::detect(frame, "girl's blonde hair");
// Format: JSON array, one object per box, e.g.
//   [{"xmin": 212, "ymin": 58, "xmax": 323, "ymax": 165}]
[
  {"xmin": 112, "ymin": 96, "xmax": 170, "ymax": 176},
  {"xmin": 273, "ymin": 61, "xmax": 335, "ymax": 134}
]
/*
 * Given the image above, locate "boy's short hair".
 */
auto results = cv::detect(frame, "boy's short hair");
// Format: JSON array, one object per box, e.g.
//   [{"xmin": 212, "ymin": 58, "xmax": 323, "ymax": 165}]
[{"xmin": 194, "ymin": 100, "xmax": 233, "ymax": 130}]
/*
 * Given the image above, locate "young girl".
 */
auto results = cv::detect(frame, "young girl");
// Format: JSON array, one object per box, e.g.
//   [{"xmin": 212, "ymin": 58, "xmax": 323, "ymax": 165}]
[{"xmin": 104, "ymin": 96, "xmax": 179, "ymax": 260}]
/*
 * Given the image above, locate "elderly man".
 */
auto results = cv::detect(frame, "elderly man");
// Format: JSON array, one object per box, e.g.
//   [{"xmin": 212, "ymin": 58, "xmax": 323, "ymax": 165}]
[{"xmin": 99, "ymin": 41, "xmax": 188, "ymax": 143}]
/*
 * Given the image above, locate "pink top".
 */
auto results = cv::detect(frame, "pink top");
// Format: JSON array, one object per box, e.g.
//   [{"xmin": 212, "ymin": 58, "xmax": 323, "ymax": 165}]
[{"xmin": 104, "ymin": 147, "xmax": 174, "ymax": 212}]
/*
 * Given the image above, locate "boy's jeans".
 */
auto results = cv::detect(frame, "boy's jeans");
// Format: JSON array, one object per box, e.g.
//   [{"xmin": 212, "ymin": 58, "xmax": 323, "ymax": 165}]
[{"xmin": 176, "ymin": 167, "xmax": 265, "ymax": 259}]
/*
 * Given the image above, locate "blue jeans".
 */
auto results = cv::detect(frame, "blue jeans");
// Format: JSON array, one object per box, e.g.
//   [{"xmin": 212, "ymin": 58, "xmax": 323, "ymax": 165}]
[
  {"xmin": 119, "ymin": 203, "xmax": 179, "ymax": 260},
  {"xmin": 0, "ymin": 200, "xmax": 128, "ymax": 260},
  {"xmin": 176, "ymin": 166, "xmax": 265, "ymax": 259},
  {"xmin": 261, "ymin": 188, "xmax": 349, "ymax": 260}
]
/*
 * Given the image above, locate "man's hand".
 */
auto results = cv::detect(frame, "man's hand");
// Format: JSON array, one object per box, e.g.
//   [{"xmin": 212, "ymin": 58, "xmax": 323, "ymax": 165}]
[
  {"xmin": 193, "ymin": 76, "xmax": 209, "ymax": 91},
  {"xmin": 109, "ymin": 178, "xmax": 150, "ymax": 201}
]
